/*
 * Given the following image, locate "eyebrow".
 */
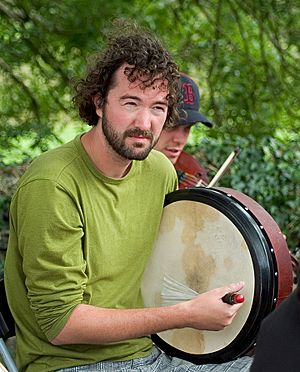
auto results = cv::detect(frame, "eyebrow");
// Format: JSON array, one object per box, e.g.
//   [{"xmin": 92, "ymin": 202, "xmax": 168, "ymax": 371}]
[{"xmin": 120, "ymin": 95, "xmax": 168, "ymax": 106}]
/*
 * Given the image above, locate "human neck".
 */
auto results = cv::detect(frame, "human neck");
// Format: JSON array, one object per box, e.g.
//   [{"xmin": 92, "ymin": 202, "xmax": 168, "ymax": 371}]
[{"xmin": 81, "ymin": 126, "xmax": 132, "ymax": 179}]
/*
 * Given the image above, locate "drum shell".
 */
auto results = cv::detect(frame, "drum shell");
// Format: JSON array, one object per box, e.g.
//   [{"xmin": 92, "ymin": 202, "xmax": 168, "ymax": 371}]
[{"xmin": 141, "ymin": 187, "xmax": 293, "ymax": 364}]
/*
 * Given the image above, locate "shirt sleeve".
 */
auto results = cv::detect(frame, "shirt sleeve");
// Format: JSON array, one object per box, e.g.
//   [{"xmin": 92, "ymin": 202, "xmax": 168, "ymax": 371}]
[{"xmin": 14, "ymin": 179, "xmax": 87, "ymax": 340}]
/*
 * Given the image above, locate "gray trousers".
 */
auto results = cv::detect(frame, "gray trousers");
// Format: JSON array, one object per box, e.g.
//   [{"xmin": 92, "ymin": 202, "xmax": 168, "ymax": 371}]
[{"xmin": 57, "ymin": 346, "xmax": 252, "ymax": 371}]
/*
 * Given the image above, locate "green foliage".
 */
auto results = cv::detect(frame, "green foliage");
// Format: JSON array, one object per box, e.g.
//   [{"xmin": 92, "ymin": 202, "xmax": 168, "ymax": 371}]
[
  {"xmin": 1, "ymin": 0, "xmax": 299, "ymax": 158},
  {"xmin": 185, "ymin": 133, "xmax": 300, "ymax": 254},
  {"xmin": 0, "ymin": 0, "xmax": 132, "ymax": 153},
  {"xmin": 136, "ymin": 0, "xmax": 300, "ymax": 137},
  {"xmin": 0, "ymin": 1, "xmax": 299, "ymax": 266}
]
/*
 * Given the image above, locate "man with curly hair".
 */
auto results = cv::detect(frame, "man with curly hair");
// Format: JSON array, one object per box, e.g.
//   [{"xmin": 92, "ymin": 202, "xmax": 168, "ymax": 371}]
[{"xmin": 5, "ymin": 21, "xmax": 251, "ymax": 371}]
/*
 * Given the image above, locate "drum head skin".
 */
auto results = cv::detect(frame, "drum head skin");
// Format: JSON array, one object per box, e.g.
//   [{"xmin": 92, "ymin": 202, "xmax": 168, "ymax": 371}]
[{"xmin": 141, "ymin": 187, "xmax": 293, "ymax": 364}]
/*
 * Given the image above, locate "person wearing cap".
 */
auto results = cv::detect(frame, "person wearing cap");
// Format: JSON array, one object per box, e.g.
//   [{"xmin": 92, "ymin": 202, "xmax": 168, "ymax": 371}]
[{"xmin": 155, "ymin": 73, "xmax": 213, "ymax": 188}]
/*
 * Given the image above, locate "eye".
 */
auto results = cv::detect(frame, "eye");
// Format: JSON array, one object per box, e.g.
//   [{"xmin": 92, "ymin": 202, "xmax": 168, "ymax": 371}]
[
  {"xmin": 124, "ymin": 101, "xmax": 137, "ymax": 106},
  {"xmin": 123, "ymin": 101, "xmax": 138, "ymax": 111},
  {"xmin": 152, "ymin": 106, "xmax": 166, "ymax": 114}
]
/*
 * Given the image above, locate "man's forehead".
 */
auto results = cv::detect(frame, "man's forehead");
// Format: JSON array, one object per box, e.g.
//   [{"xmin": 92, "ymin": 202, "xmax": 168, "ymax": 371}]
[{"xmin": 117, "ymin": 64, "xmax": 169, "ymax": 93}]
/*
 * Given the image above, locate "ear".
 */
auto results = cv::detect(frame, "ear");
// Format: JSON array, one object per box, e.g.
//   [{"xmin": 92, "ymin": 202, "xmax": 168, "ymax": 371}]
[{"xmin": 93, "ymin": 94, "xmax": 103, "ymax": 118}]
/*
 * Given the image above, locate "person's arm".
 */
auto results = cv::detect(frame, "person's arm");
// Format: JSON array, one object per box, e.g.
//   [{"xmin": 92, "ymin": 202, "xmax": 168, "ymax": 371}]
[
  {"xmin": 51, "ymin": 281, "xmax": 245, "ymax": 345},
  {"xmin": 17, "ymin": 176, "xmax": 245, "ymax": 346}
]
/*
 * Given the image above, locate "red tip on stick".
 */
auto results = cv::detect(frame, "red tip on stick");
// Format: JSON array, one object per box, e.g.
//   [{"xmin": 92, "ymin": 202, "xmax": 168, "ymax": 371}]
[{"xmin": 222, "ymin": 293, "xmax": 245, "ymax": 305}]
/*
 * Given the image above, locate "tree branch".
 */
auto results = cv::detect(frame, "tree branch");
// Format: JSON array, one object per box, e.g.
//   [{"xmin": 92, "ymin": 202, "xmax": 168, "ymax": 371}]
[{"xmin": 0, "ymin": 57, "xmax": 40, "ymax": 120}]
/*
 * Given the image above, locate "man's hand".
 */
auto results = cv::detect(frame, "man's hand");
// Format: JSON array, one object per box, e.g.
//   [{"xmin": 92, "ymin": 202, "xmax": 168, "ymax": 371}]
[{"xmin": 174, "ymin": 281, "xmax": 245, "ymax": 331}]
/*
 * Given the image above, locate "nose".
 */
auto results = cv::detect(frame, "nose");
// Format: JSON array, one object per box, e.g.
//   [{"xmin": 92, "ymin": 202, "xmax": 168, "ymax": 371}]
[{"xmin": 133, "ymin": 109, "xmax": 152, "ymax": 130}]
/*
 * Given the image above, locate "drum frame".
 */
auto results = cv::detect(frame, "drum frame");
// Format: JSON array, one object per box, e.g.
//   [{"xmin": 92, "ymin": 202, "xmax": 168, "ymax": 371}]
[{"xmin": 150, "ymin": 187, "xmax": 293, "ymax": 364}]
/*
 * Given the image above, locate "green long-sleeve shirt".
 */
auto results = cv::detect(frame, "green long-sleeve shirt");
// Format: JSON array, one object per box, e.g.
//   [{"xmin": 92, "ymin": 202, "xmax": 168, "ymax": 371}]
[{"xmin": 5, "ymin": 134, "xmax": 177, "ymax": 371}]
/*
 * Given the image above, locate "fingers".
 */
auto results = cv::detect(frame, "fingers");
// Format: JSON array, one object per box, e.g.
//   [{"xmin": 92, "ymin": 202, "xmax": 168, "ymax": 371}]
[
  {"xmin": 223, "ymin": 281, "xmax": 245, "ymax": 295},
  {"xmin": 219, "ymin": 282, "xmax": 245, "ymax": 310},
  {"xmin": 187, "ymin": 291, "xmax": 242, "ymax": 330},
  {"xmin": 179, "ymin": 281, "xmax": 247, "ymax": 331}
]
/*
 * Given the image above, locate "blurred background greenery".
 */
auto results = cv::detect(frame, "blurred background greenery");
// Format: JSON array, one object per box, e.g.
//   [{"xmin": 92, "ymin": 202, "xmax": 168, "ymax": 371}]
[{"xmin": 0, "ymin": 0, "xmax": 299, "ymax": 271}]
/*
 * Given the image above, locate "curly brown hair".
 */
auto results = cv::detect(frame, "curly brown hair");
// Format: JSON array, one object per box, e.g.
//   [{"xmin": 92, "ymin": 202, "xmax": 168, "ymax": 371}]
[{"xmin": 73, "ymin": 20, "xmax": 180, "ymax": 127}]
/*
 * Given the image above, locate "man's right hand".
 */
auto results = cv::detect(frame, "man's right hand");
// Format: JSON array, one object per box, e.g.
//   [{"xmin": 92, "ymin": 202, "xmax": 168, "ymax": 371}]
[{"xmin": 174, "ymin": 281, "xmax": 245, "ymax": 331}]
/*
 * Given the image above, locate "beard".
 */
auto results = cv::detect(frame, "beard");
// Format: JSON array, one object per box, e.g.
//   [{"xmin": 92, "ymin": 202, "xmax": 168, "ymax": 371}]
[{"xmin": 102, "ymin": 112, "xmax": 158, "ymax": 160}]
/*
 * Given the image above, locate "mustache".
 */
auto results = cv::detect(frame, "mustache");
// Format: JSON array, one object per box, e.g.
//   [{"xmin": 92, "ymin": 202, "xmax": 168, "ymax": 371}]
[{"xmin": 124, "ymin": 128, "xmax": 153, "ymax": 140}]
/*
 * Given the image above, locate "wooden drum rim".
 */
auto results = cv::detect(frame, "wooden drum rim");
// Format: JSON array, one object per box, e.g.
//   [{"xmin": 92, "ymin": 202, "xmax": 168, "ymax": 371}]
[
  {"xmin": 144, "ymin": 187, "xmax": 293, "ymax": 364},
  {"xmin": 216, "ymin": 187, "xmax": 293, "ymax": 306}
]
